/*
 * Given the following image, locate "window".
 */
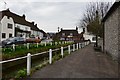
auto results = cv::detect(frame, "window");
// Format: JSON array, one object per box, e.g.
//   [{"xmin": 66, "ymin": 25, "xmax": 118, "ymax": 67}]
[
  {"xmin": 8, "ymin": 23, "xmax": 13, "ymax": 29},
  {"xmin": 2, "ymin": 33, "xmax": 6, "ymax": 38},
  {"xmin": 9, "ymin": 33, "xmax": 12, "ymax": 38}
]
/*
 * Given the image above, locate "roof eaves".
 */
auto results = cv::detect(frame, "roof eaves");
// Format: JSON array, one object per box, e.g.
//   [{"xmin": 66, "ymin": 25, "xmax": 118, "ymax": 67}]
[{"xmin": 102, "ymin": 1, "xmax": 120, "ymax": 22}]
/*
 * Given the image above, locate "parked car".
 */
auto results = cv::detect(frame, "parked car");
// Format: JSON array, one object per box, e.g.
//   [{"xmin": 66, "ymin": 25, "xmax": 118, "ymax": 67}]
[
  {"xmin": 2, "ymin": 37, "xmax": 26, "ymax": 47},
  {"xmin": 26, "ymin": 37, "xmax": 41, "ymax": 43}
]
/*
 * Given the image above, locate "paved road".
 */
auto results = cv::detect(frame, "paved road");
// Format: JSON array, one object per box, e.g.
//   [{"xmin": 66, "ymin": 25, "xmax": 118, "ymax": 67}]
[{"xmin": 31, "ymin": 44, "xmax": 119, "ymax": 78}]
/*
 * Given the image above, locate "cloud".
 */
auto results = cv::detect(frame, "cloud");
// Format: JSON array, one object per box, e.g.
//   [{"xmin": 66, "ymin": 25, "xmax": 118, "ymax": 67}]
[
  {"xmin": 0, "ymin": 0, "xmax": 115, "ymax": 32},
  {"xmin": 3, "ymin": 0, "xmax": 116, "ymax": 2}
]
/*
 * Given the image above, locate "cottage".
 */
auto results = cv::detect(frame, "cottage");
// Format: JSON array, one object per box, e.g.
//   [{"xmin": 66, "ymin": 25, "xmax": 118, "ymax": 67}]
[
  {"xmin": 102, "ymin": 1, "xmax": 120, "ymax": 61},
  {"xmin": 54, "ymin": 27, "xmax": 85, "ymax": 42},
  {"xmin": 30, "ymin": 23, "xmax": 46, "ymax": 39},
  {"xmin": 0, "ymin": 9, "xmax": 45, "ymax": 41}
]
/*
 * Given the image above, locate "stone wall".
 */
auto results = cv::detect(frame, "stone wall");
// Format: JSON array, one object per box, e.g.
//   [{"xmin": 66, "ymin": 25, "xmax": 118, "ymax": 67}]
[
  {"xmin": 104, "ymin": 6, "xmax": 119, "ymax": 61},
  {"xmin": 118, "ymin": 6, "xmax": 120, "ymax": 61}
]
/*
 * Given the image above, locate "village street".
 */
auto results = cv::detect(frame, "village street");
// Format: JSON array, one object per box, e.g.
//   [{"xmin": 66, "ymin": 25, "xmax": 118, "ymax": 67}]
[{"xmin": 30, "ymin": 44, "xmax": 118, "ymax": 78}]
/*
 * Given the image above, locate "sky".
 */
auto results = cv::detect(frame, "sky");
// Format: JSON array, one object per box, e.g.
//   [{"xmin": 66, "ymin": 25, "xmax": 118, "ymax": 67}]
[{"xmin": 0, "ymin": 0, "xmax": 115, "ymax": 33}]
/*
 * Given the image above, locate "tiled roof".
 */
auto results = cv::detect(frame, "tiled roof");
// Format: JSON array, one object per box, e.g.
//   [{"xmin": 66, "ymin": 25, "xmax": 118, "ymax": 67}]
[
  {"xmin": 0, "ymin": 9, "xmax": 32, "ymax": 27},
  {"xmin": 59, "ymin": 29, "xmax": 78, "ymax": 36},
  {"xmin": 102, "ymin": 1, "xmax": 120, "ymax": 22},
  {"xmin": 0, "ymin": 9, "xmax": 46, "ymax": 33}
]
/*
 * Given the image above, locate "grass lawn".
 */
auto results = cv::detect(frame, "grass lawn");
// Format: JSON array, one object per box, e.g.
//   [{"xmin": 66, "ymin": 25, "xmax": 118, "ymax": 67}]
[{"xmin": 2, "ymin": 42, "xmax": 73, "ymax": 60}]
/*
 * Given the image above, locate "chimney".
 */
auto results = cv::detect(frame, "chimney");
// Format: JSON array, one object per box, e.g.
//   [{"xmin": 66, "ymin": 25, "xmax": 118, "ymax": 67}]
[
  {"xmin": 32, "ymin": 22, "xmax": 34, "ymax": 25},
  {"xmin": 35, "ymin": 24, "xmax": 37, "ymax": 27},
  {"xmin": 58, "ymin": 27, "xmax": 60, "ymax": 33},
  {"xmin": 76, "ymin": 26, "xmax": 78, "ymax": 31},
  {"xmin": 83, "ymin": 28, "xmax": 85, "ymax": 33},
  {"xmin": 6, "ymin": 8, "xmax": 10, "ymax": 11},
  {"xmin": 22, "ymin": 14, "xmax": 25, "ymax": 19}
]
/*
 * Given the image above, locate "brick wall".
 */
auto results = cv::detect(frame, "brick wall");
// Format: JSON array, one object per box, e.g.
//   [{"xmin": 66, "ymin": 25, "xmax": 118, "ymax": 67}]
[{"xmin": 104, "ymin": 6, "xmax": 119, "ymax": 61}]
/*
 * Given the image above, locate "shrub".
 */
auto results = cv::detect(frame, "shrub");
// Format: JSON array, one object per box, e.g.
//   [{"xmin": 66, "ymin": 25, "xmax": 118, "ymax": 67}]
[{"xmin": 15, "ymin": 69, "xmax": 27, "ymax": 78}]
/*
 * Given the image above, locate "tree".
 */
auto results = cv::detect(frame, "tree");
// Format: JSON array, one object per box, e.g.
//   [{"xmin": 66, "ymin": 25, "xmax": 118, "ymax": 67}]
[
  {"xmin": 80, "ymin": 2, "xmax": 111, "ymax": 37},
  {"xmin": 79, "ymin": 2, "xmax": 111, "ymax": 47}
]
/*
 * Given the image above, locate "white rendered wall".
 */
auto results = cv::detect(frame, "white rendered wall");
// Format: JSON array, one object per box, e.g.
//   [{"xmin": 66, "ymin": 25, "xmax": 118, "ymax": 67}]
[
  {"xmin": 15, "ymin": 23, "xmax": 31, "ymax": 38},
  {"xmin": 1, "ymin": 16, "xmax": 15, "ymax": 41},
  {"xmin": 31, "ymin": 30, "xmax": 43, "ymax": 39}
]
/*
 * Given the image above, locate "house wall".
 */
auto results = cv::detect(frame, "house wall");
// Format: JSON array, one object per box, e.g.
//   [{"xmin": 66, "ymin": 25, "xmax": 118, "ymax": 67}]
[
  {"xmin": 1, "ymin": 16, "xmax": 15, "ymax": 41},
  {"xmin": 83, "ymin": 34, "xmax": 95, "ymax": 42},
  {"xmin": 31, "ymin": 30, "xmax": 43, "ymax": 39},
  {"xmin": 15, "ymin": 23, "xmax": 31, "ymax": 38},
  {"xmin": 118, "ymin": 6, "xmax": 120, "ymax": 61},
  {"xmin": 104, "ymin": 7, "xmax": 119, "ymax": 60},
  {"xmin": 38, "ymin": 32, "xmax": 43, "ymax": 39},
  {"xmin": 15, "ymin": 24, "xmax": 31, "ymax": 31}
]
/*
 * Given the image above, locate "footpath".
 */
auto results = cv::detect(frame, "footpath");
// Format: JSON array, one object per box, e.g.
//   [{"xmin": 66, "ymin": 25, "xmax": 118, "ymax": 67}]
[{"xmin": 30, "ymin": 44, "xmax": 119, "ymax": 78}]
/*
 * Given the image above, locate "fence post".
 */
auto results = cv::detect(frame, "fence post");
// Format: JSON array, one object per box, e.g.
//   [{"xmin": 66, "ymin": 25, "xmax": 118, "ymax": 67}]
[
  {"xmin": 79, "ymin": 43, "xmax": 81, "ymax": 49},
  {"xmin": 83, "ymin": 42, "xmax": 85, "ymax": 47},
  {"xmin": 81, "ymin": 42, "xmax": 84, "ymax": 48},
  {"xmin": 55, "ymin": 42, "xmax": 57, "ymax": 45},
  {"xmin": 27, "ymin": 53, "xmax": 31, "ymax": 76},
  {"xmin": 77, "ymin": 43, "xmax": 78, "ymax": 50},
  {"xmin": 68, "ymin": 45, "xmax": 70, "ymax": 54},
  {"xmin": 27, "ymin": 43, "xmax": 29, "ymax": 49},
  {"xmin": 50, "ymin": 42, "xmax": 52, "ymax": 46},
  {"xmin": 12, "ymin": 44, "xmax": 15, "ymax": 51},
  {"xmin": 87, "ymin": 41, "xmax": 89, "ymax": 45},
  {"xmin": 45, "ymin": 42, "xmax": 46, "ymax": 46},
  {"xmin": 61, "ymin": 47, "xmax": 63, "ymax": 58},
  {"xmin": 73, "ymin": 44, "xmax": 75, "ymax": 51},
  {"xmin": 80, "ymin": 43, "xmax": 82, "ymax": 48},
  {"xmin": 24, "ymin": 43, "xmax": 26, "ymax": 46},
  {"xmin": 85, "ymin": 42, "xmax": 86, "ymax": 46},
  {"xmin": 37, "ymin": 43, "xmax": 39, "ymax": 48},
  {"xmin": 49, "ymin": 49, "xmax": 52, "ymax": 64},
  {"xmin": 59, "ymin": 42, "xmax": 61, "ymax": 44}
]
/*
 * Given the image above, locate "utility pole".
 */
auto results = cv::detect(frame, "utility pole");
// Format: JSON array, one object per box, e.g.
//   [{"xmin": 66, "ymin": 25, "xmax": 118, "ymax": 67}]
[{"xmin": 58, "ymin": 27, "xmax": 60, "ymax": 33}]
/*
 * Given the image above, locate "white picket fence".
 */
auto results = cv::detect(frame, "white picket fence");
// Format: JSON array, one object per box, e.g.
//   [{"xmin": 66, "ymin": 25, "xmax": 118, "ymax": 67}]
[
  {"xmin": 0, "ymin": 41, "xmax": 90, "ymax": 76},
  {"xmin": 10, "ymin": 41, "xmax": 74, "ymax": 51}
]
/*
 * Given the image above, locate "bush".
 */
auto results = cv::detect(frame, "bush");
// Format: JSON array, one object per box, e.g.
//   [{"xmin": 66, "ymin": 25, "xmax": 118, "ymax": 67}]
[
  {"xmin": 15, "ymin": 69, "xmax": 27, "ymax": 78},
  {"xmin": 2, "ymin": 42, "xmax": 73, "ymax": 60}
]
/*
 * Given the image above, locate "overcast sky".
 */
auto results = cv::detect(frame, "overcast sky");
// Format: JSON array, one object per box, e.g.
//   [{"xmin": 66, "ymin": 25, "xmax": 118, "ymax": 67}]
[{"xmin": 0, "ymin": 0, "xmax": 115, "ymax": 33}]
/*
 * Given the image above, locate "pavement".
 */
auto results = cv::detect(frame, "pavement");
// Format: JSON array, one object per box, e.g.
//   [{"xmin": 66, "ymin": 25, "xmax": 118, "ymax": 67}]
[{"xmin": 30, "ymin": 44, "xmax": 119, "ymax": 78}]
